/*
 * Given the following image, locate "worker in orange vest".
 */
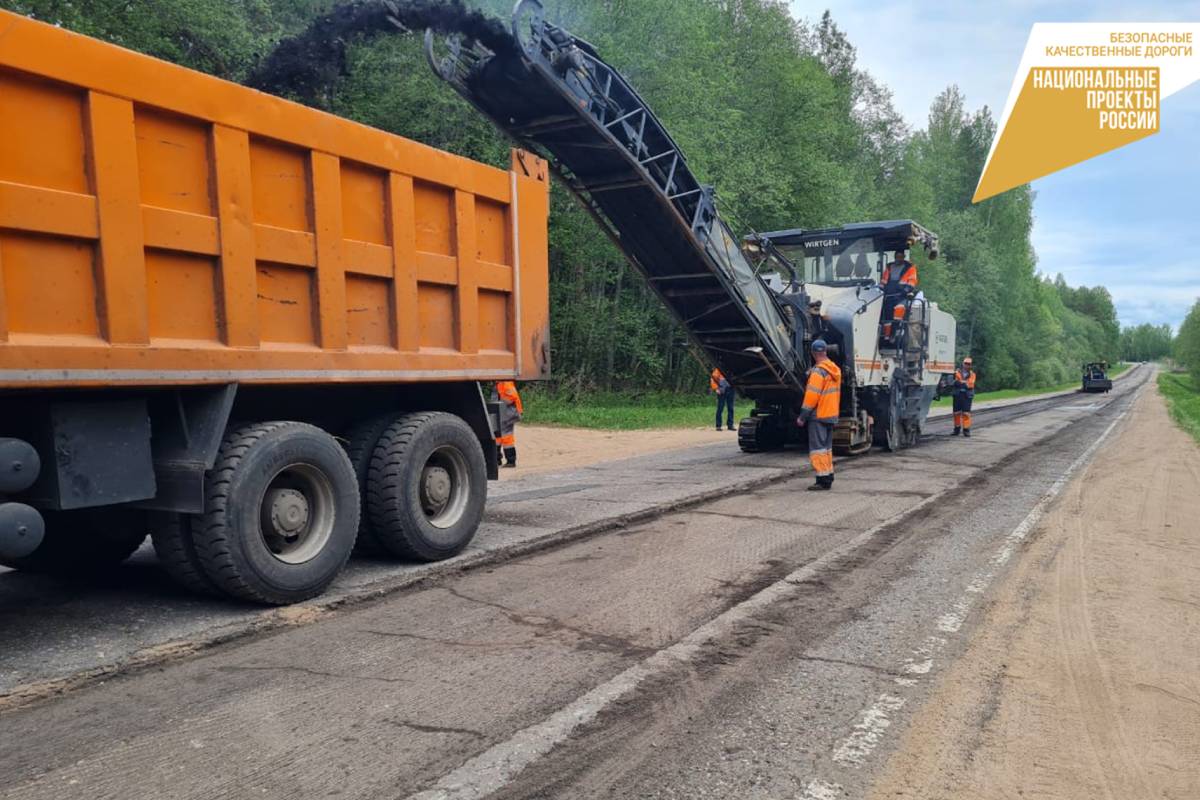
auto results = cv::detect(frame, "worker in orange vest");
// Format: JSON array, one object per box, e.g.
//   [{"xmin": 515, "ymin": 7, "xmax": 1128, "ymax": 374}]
[
  {"xmin": 494, "ymin": 380, "xmax": 523, "ymax": 467},
  {"xmin": 796, "ymin": 339, "xmax": 842, "ymax": 490},
  {"xmin": 952, "ymin": 357, "xmax": 976, "ymax": 437},
  {"xmin": 711, "ymin": 367, "xmax": 735, "ymax": 431},
  {"xmin": 880, "ymin": 249, "xmax": 918, "ymax": 343}
]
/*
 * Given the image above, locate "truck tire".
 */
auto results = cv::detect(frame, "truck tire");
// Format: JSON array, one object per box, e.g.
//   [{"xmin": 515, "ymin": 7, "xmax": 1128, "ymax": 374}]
[
  {"xmin": 0, "ymin": 508, "xmax": 147, "ymax": 574},
  {"xmin": 149, "ymin": 513, "xmax": 218, "ymax": 596},
  {"xmin": 193, "ymin": 422, "xmax": 359, "ymax": 605},
  {"xmin": 367, "ymin": 412, "xmax": 487, "ymax": 561},
  {"xmin": 341, "ymin": 414, "xmax": 399, "ymax": 554}
]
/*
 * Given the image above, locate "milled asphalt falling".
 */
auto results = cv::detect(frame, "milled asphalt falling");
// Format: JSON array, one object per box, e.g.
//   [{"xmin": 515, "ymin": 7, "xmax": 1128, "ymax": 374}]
[{"xmin": 0, "ymin": 368, "xmax": 1146, "ymax": 800}]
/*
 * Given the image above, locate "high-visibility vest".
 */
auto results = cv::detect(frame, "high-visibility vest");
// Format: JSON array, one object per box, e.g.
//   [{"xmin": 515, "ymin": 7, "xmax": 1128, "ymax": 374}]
[
  {"xmin": 882, "ymin": 259, "xmax": 918, "ymax": 289},
  {"xmin": 802, "ymin": 359, "xmax": 842, "ymax": 423},
  {"xmin": 955, "ymin": 369, "xmax": 976, "ymax": 393},
  {"xmin": 497, "ymin": 381, "xmax": 523, "ymax": 414},
  {"xmin": 710, "ymin": 368, "xmax": 725, "ymax": 392}
]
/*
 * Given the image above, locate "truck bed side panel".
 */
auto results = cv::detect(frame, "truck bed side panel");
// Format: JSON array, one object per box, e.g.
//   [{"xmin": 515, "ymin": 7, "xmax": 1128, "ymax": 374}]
[{"xmin": 0, "ymin": 10, "xmax": 550, "ymax": 388}]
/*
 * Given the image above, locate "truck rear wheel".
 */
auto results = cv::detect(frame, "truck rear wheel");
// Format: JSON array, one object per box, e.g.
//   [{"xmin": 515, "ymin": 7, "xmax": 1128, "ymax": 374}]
[
  {"xmin": 149, "ymin": 513, "xmax": 218, "ymax": 596},
  {"xmin": 367, "ymin": 412, "xmax": 487, "ymax": 561},
  {"xmin": 0, "ymin": 508, "xmax": 147, "ymax": 574},
  {"xmin": 193, "ymin": 422, "xmax": 359, "ymax": 605},
  {"xmin": 342, "ymin": 414, "xmax": 400, "ymax": 554}
]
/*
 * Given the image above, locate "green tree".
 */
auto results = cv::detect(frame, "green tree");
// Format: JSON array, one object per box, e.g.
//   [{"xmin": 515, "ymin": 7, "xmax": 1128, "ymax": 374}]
[{"xmin": 1175, "ymin": 301, "xmax": 1200, "ymax": 383}]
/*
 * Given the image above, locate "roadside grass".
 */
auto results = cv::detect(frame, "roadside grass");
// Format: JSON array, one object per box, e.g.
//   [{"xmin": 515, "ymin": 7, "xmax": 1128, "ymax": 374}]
[
  {"xmin": 521, "ymin": 390, "xmax": 754, "ymax": 430},
  {"xmin": 1158, "ymin": 371, "xmax": 1200, "ymax": 444},
  {"xmin": 931, "ymin": 362, "xmax": 1132, "ymax": 408}
]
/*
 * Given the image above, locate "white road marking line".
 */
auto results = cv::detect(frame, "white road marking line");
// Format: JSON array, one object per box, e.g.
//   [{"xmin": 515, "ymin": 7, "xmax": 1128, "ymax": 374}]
[
  {"xmin": 831, "ymin": 694, "xmax": 907, "ymax": 766},
  {"xmin": 799, "ymin": 778, "xmax": 843, "ymax": 800},
  {"xmin": 903, "ymin": 659, "xmax": 932, "ymax": 675},
  {"xmin": 935, "ymin": 598, "xmax": 973, "ymax": 633},
  {"xmin": 403, "ymin": 495, "xmax": 943, "ymax": 800}
]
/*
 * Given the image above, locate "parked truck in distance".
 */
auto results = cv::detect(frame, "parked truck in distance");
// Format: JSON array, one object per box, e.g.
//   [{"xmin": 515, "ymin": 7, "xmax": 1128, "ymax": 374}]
[
  {"xmin": 1082, "ymin": 362, "xmax": 1113, "ymax": 393},
  {"xmin": 0, "ymin": 10, "xmax": 550, "ymax": 604}
]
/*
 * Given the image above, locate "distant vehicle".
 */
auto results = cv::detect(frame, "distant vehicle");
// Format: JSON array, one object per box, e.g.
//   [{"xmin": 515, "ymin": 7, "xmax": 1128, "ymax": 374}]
[{"xmin": 1082, "ymin": 362, "xmax": 1113, "ymax": 393}]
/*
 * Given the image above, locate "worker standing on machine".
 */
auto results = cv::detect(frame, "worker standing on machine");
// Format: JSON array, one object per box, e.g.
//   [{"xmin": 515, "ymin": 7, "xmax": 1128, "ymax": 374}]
[
  {"xmin": 880, "ymin": 249, "xmax": 918, "ymax": 343},
  {"xmin": 952, "ymin": 357, "xmax": 976, "ymax": 437},
  {"xmin": 494, "ymin": 380, "xmax": 523, "ymax": 467},
  {"xmin": 796, "ymin": 340, "xmax": 842, "ymax": 490},
  {"xmin": 711, "ymin": 367, "xmax": 735, "ymax": 431}
]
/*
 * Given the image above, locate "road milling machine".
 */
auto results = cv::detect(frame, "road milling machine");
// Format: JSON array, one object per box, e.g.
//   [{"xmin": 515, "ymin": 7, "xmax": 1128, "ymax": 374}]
[{"xmin": 426, "ymin": 0, "xmax": 957, "ymax": 454}]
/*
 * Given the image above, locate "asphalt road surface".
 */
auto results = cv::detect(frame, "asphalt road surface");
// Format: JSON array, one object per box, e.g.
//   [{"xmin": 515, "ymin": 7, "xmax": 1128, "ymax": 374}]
[{"xmin": 0, "ymin": 366, "xmax": 1151, "ymax": 800}]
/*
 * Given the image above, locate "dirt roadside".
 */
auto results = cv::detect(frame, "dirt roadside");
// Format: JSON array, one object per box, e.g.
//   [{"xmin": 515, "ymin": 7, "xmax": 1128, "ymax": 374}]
[
  {"xmin": 868, "ymin": 381, "xmax": 1200, "ymax": 800},
  {"xmin": 499, "ymin": 424, "xmax": 735, "ymax": 476}
]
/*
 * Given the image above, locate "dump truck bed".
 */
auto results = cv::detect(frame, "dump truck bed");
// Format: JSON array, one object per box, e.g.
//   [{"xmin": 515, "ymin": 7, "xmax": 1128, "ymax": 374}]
[{"xmin": 0, "ymin": 10, "xmax": 550, "ymax": 389}]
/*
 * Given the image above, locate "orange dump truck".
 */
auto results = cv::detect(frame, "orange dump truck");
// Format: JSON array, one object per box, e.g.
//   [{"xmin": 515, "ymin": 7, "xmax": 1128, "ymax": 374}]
[{"xmin": 0, "ymin": 11, "xmax": 550, "ymax": 603}]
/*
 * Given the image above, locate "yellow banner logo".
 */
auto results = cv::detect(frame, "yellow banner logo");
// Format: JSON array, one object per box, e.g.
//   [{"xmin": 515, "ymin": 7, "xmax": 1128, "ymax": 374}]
[{"xmin": 975, "ymin": 24, "xmax": 1199, "ymax": 203}]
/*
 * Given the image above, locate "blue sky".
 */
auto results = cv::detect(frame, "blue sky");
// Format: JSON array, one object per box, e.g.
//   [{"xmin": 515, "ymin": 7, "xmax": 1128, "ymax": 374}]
[{"xmin": 788, "ymin": 0, "xmax": 1200, "ymax": 330}]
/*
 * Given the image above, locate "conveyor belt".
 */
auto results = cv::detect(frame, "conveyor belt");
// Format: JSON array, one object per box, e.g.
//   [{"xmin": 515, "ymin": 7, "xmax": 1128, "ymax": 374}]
[{"xmin": 426, "ymin": 0, "xmax": 806, "ymax": 402}]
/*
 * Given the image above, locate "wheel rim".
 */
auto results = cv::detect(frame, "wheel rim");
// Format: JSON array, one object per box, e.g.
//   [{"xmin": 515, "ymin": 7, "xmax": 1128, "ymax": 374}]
[
  {"xmin": 258, "ymin": 463, "xmax": 336, "ymax": 564},
  {"xmin": 421, "ymin": 445, "xmax": 471, "ymax": 529}
]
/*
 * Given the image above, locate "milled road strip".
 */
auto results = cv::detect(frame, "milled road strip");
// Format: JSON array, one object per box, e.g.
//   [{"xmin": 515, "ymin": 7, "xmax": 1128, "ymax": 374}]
[
  {"xmin": 404, "ymin": 378, "xmax": 1145, "ymax": 800},
  {"xmin": 402, "ymin": 495, "xmax": 945, "ymax": 800}
]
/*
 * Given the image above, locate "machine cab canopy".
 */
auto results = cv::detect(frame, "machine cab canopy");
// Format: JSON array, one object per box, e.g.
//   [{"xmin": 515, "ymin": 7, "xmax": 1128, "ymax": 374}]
[{"xmin": 744, "ymin": 220, "xmax": 940, "ymax": 288}]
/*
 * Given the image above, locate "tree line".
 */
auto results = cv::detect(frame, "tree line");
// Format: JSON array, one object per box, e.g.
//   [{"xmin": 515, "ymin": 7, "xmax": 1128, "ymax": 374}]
[
  {"xmin": 1119, "ymin": 323, "xmax": 1173, "ymax": 363},
  {"xmin": 1175, "ymin": 301, "xmax": 1200, "ymax": 384},
  {"xmin": 6, "ymin": 0, "xmax": 1145, "ymax": 393}
]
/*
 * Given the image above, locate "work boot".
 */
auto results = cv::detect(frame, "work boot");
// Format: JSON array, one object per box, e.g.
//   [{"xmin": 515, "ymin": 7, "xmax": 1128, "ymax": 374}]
[
  {"xmin": 963, "ymin": 429, "xmax": 971, "ymax": 438},
  {"xmin": 952, "ymin": 427, "xmax": 961, "ymax": 436},
  {"xmin": 727, "ymin": 425, "xmax": 735, "ymax": 431},
  {"xmin": 502, "ymin": 447, "xmax": 517, "ymax": 467}
]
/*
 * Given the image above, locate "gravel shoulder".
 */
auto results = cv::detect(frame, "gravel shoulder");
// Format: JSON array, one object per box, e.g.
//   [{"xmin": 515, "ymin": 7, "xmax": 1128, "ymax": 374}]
[{"xmin": 868, "ymin": 378, "xmax": 1200, "ymax": 800}]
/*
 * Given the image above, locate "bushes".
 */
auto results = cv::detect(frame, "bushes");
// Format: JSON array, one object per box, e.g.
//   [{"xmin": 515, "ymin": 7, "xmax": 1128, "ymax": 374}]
[{"xmin": 1174, "ymin": 300, "xmax": 1200, "ymax": 384}]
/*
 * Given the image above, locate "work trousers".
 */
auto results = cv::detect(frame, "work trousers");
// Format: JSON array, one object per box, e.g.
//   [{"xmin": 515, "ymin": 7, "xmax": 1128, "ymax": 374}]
[
  {"xmin": 808, "ymin": 421, "xmax": 835, "ymax": 477},
  {"xmin": 952, "ymin": 393, "xmax": 973, "ymax": 429},
  {"xmin": 715, "ymin": 390, "xmax": 735, "ymax": 429}
]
